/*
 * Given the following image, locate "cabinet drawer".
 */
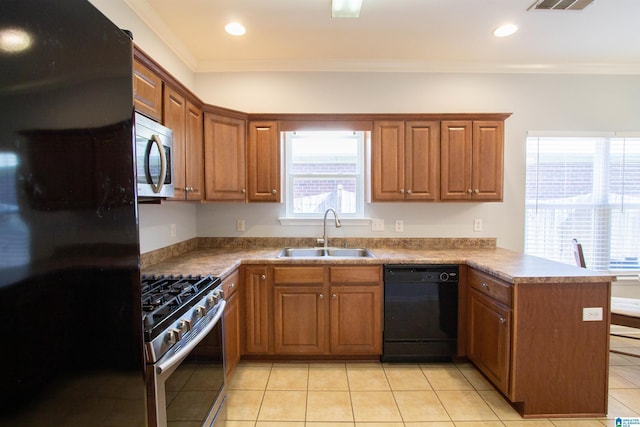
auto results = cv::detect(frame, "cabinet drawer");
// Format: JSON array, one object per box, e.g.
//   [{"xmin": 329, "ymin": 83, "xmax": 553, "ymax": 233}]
[
  {"xmin": 274, "ymin": 266, "xmax": 324, "ymax": 284},
  {"xmin": 329, "ymin": 266, "xmax": 381, "ymax": 284},
  {"xmin": 222, "ymin": 269, "xmax": 239, "ymax": 298},
  {"xmin": 468, "ymin": 269, "xmax": 512, "ymax": 306}
]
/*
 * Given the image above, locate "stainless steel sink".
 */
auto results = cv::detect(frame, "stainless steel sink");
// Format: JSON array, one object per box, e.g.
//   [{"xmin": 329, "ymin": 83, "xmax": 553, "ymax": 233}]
[{"xmin": 278, "ymin": 247, "xmax": 375, "ymax": 258}]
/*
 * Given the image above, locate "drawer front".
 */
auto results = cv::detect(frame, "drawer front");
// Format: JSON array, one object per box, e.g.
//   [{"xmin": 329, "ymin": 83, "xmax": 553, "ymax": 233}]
[
  {"xmin": 469, "ymin": 269, "xmax": 512, "ymax": 306},
  {"xmin": 273, "ymin": 266, "xmax": 325, "ymax": 284},
  {"xmin": 222, "ymin": 269, "xmax": 240, "ymax": 298},
  {"xmin": 329, "ymin": 266, "xmax": 381, "ymax": 284}
]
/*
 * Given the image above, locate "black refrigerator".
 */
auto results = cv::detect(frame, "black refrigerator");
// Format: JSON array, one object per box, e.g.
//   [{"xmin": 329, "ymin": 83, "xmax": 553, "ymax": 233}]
[{"xmin": 0, "ymin": 1, "xmax": 146, "ymax": 425}]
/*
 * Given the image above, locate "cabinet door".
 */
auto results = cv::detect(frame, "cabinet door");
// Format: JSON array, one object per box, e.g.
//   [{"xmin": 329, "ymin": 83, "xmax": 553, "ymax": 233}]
[
  {"xmin": 372, "ymin": 121, "xmax": 405, "ymax": 201},
  {"xmin": 133, "ymin": 60, "xmax": 163, "ymax": 122},
  {"xmin": 247, "ymin": 121, "xmax": 280, "ymax": 202},
  {"xmin": 243, "ymin": 266, "xmax": 271, "ymax": 354},
  {"xmin": 204, "ymin": 114, "xmax": 247, "ymax": 201},
  {"xmin": 440, "ymin": 120, "xmax": 473, "ymax": 201},
  {"xmin": 405, "ymin": 121, "xmax": 440, "ymax": 201},
  {"xmin": 468, "ymin": 288, "xmax": 511, "ymax": 395},
  {"xmin": 185, "ymin": 101, "xmax": 204, "ymax": 200},
  {"xmin": 164, "ymin": 86, "xmax": 187, "ymax": 200},
  {"xmin": 274, "ymin": 285, "xmax": 326, "ymax": 354},
  {"xmin": 224, "ymin": 290, "xmax": 240, "ymax": 380},
  {"xmin": 472, "ymin": 121, "xmax": 504, "ymax": 201},
  {"xmin": 329, "ymin": 285, "xmax": 382, "ymax": 354}
]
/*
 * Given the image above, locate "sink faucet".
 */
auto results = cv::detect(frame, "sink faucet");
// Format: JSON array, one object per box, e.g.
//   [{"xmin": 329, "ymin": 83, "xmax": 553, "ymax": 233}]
[{"xmin": 319, "ymin": 208, "xmax": 341, "ymax": 249}]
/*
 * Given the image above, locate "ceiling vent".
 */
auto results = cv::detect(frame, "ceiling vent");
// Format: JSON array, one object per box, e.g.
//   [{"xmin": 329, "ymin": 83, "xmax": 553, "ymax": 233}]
[{"xmin": 528, "ymin": 0, "xmax": 595, "ymax": 11}]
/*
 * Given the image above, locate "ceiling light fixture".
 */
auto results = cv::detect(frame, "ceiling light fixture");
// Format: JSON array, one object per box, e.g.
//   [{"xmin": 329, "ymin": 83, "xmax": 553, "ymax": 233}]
[
  {"xmin": 493, "ymin": 23, "xmax": 518, "ymax": 37},
  {"xmin": 332, "ymin": 0, "xmax": 363, "ymax": 18},
  {"xmin": 225, "ymin": 22, "xmax": 246, "ymax": 36}
]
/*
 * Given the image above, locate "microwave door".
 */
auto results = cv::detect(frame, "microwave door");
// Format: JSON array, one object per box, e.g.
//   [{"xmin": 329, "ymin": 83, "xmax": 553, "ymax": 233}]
[{"xmin": 145, "ymin": 134, "xmax": 167, "ymax": 194}]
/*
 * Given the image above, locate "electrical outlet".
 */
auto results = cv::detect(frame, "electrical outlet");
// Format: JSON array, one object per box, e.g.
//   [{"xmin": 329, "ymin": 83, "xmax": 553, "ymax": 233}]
[
  {"xmin": 582, "ymin": 307, "xmax": 603, "ymax": 321},
  {"xmin": 473, "ymin": 219, "xmax": 483, "ymax": 232},
  {"xmin": 236, "ymin": 219, "xmax": 245, "ymax": 232},
  {"xmin": 395, "ymin": 220, "xmax": 403, "ymax": 232},
  {"xmin": 170, "ymin": 223, "xmax": 176, "ymax": 237},
  {"xmin": 371, "ymin": 219, "xmax": 384, "ymax": 231}
]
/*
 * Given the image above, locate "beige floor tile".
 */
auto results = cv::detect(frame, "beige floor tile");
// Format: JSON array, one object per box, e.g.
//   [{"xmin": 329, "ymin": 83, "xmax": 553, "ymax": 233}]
[
  {"xmin": 309, "ymin": 365, "xmax": 349, "ymax": 390},
  {"xmin": 266, "ymin": 365, "xmax": 309, "ymax": 390},
  {"xmin": 308, "ymin": 423, "xmax": 354, "ymax": 427},
  {"xmin": 453, "ymin": 423, "xmax": 507, "ymax": 427},
  {"xmin": 256, "ymin": 422, "xmax": 304, "ymax": 427},
  {"xmin": 404, "ymin": 422, "xmax": 455, "ymax": 427},
  {"xmin": 225, "ymin": 421, "xmax": 256, "ymax": 427},
  {"xmin": 608, "ymin": 388, "xmax": 640, "ymax": 415},
  {"xmin": 421, "ymin": 364, "xmax": 474, "ymax": 391},
  {"xmin": 606, "ymin": 392, "xmax": 640, "ymax": 417},
  {"xmin": 306, "ymin": 391, "xmax": 353, "ymax": 422},
  {"xmin": 502, "ymin": 422, "xmax": 555, "ymax": 426},
  {"xmin": 610, "ymin": 365, "xmax": 640, "ymax": 387},
  {"xmin": 549, "ymin": 420, "xmax": 608, "ymax": 426},
  {"xmin": 226, "ymin": 389, "xmax": 264, "ymax": 420},
  {"xmin": 258, "ymin": 390, "xmax": 307, "ymax": 421},
  {"xmin": 458, "ymin": 364, "xmax": 496, "ymax": 391},
  {"xmin": 478, "ymin": 390, "xmax": 522, "ymax": 420},
  {"xmin": 347, "ymin": 365, "xmax": 390, "ymax": 390},
  {"xmin": 383, "ymin": 364, "xmax": 432, "ymax": 390},
  {"xmin": 437, "ymin": 390, "xmax": 499, "ymax": 421},
  {"xmin": 393, "ymin": 390, "xmax": 451, "ymax": 422},
  {"xmin": 350, "ymin": 391, "xmax": 402, "ymax": 422},
  {"xmin": 229, "ymin": 365, "xmax": 272, "ymax": 390},
  {"xmin": 356, "ymin": 423, "xmax": 404, "ymax": 427}
]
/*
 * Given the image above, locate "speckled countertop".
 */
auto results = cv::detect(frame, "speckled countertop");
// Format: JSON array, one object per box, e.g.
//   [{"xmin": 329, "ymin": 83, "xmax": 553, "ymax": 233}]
[{"xmin": 142, "ymin": 237, "xmax": 613, "ymax": 285}]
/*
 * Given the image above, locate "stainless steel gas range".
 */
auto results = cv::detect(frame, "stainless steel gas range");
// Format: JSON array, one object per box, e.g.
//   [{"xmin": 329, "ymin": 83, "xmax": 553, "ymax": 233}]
[{"xmin": 142, "ymin": 275, "xmax": 226, "ymax": 427}]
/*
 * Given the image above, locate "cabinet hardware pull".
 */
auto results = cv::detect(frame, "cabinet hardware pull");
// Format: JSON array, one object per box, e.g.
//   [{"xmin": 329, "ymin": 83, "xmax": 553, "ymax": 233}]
[
  {"xmin": 319, "ymin": 293, "xmax": 324, "ymax": 299},
  {"xmin": 241, "ymin": 188, "xmax": 246, "ymax": 194},
  {"xmin": 271, "ymin": 189, "xmax": 277, "ymax": 194},
  {"xmin": 467, "ymin": 188, "xmax": 473, "ymax": 194},
  {"xmin": 400, "ymin": 189, "xmax": 404, "ymax": 194},
  {"xmin": 406, "ymin": 189, "xmax": 412, "ymax": 194},
  {"xmin": 261, "ymin": 274, "xmax": 266, "ymax": 280},
  {"xmin": 331, "ymin": 293, "xmax": 337, "ymax": 299},
  {"xmin": 499, "ymin": 317, "xmax": 506, "ymax": 324},
  {"xmin": 482, "ymin": 283, "xmax": 489, "ymax": 290},
  {"xmin": 474, "ymin": 189, "xmax": 480, "ymax": 194}
]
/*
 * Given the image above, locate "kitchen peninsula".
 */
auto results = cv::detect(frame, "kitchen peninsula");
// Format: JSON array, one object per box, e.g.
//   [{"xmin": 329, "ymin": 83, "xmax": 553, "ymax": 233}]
[{"xmin": 142, "ymin": 237, "xmax": 613, "ymax": 419}]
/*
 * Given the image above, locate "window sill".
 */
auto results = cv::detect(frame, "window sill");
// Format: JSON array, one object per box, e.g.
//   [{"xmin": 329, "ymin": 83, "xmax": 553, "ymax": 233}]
[{"xmin": 278, "ymin": 217, "xmax": 372, "ymax": 226}]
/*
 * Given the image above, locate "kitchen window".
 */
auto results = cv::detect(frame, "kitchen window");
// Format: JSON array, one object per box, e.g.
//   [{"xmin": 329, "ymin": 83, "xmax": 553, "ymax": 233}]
[
  {"xmin": 283, "ymin": 130, "xmax": 366, "ymax": 219},
  {"xmin": 524, "ymin": 133, "xmax": 640, "ymax": 272}
]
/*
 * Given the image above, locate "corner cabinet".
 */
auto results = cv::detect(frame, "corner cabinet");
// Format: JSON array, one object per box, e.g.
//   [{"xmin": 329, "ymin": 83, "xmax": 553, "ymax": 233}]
[
  {"xmin": 203, "ymin": 114, "xmax": 247, "ymax": 201},
  {"xmin": 247, "ymin": 121, "xmax": 280, "ymax": 202},
  {"xmin": 164, "ymin": 85, "xmax": 204, "ymax": 201},
  {"xmin": 372, "ymin": 121, "xmax": 440, "ymax": 201},
  {"xmin": 466, "ymin": 267, "xmax": 610, "ymax": 418},
  {"xmin": 441, "ymin": 120, "xmax": 504, "ymax": 201}
]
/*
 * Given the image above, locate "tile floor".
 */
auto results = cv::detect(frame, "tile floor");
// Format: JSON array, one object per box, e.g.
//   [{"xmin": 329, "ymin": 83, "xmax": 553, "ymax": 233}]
[{"xmin": 226, "ymin": 335, "xmax": 640, "ymax": 427}]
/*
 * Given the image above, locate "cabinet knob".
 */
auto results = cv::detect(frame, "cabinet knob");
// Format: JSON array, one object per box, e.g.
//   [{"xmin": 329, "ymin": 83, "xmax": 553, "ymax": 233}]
[
  {"xmin": 331, "ymin": 293, "xmax": 337, "ymax": 299},
  {"xmin": 241, "ymin": 188, "xmax": 246, "ymax": 194},
  {"xmin": 230, "ymin": 282, "xmax": 235, "ymax": 289},
  {"xmin": 482, "ymin": 283, "xmax": 489, "ymax": 290},
  {"xmin": 467, "ymin": 188, "xmax": 473, "ymax": 194},
  {"xmin": 271, "ymin": 189, "xmax": 277, "ymax": 195},
  {"xmin": 319, "ymin": 293, "xmax": 324, "ymax": 299},
  {"xmin": 474, "ymin": 189, "xmax": 480, "ymax": 194},
  {"xmin": 406, "ymin": 189, "xmax": 412, "ymax": 194},
  {"xmin": 261, "ymin": 274, "xmax": 266, "ymax": 280},
  {"xmin": 400, "ymin": 189, "xmax": 405, "ymax": 194},
  {"xmin": 499, "ymin": 317, "xmax": 506, "ymax": 324}
]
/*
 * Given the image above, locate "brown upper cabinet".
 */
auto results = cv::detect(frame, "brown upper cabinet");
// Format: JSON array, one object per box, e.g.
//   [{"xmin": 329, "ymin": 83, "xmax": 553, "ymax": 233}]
[
  {"xmin": 133, "ymin": 60, "xmax": 163, "ymax": 122},
  {"xmin": 164, "ymin": 85, "xmax": 204, "ymax": 201},
  {"xmin": 372, "ymin": 121, "xmax": 440, "ymax": 201},
  {"xmin": 203, "ymin": 114, "xmax": 247, "ymax": 201},
  {"xmin": 440, "ymin": 120, "xmax": 504, "ymax": 201},
  {"xmin": 247, "ymin": 121, "xmax": 280, "ymax": 202}
]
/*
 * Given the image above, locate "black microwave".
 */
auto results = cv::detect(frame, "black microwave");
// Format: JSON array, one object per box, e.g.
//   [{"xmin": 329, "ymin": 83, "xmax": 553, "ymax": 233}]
[{"xmin": 135, "ymin": 113, "xmax": 174, "ymax": 198}]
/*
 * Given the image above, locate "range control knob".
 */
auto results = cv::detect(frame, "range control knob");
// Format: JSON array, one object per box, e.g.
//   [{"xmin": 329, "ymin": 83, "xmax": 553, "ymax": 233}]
[
  {"xmin": 167, "ymin": 328, "xmax": 182, "ymax": 345},
  {"xmin": 196, "ymin": 305, "xmax": 207, "ymax": 318},
  {"xmin": 439, "ymin": 272, "xmax": 450, "ymax": 282}
]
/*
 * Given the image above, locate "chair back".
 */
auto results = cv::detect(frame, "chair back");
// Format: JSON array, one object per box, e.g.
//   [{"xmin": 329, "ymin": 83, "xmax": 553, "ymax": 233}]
[{"xmin": 572, "ymin": 238, "xmax": 586, "ymax": 268}]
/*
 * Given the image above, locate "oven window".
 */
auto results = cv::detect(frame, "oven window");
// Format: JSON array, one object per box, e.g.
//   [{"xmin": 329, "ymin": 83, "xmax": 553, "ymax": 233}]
[{"xmin": 165, "ymin": 322, "xmax": 224, "ymax": 425}]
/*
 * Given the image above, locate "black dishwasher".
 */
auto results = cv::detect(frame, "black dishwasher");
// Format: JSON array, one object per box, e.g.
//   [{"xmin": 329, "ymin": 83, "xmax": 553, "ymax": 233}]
[{"xmin": 382, "ymin": 264, "xmax": 459, "ymax": 362}]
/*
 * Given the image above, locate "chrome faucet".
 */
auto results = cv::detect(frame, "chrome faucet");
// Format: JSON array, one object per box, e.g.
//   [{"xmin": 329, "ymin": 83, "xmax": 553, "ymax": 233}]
[{"xmin": 319, "ymin": 208, "xmax": 342, "ymax": 249}]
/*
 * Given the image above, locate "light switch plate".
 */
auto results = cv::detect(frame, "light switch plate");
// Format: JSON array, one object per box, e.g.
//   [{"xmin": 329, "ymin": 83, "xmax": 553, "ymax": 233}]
[{"xmin": 371, "ymin": 219, "xmax": 384, "ymax": 231}]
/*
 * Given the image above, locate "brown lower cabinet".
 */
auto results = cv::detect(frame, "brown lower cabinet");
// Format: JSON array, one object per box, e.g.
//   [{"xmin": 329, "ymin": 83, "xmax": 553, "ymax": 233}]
[
  {"xmin": 243, "ymin": 264, "xmax": 382, "ymax": 357},
  {"xmin": 466, "ymin": 267, "xmax": 610, "ymax": 418},
  {"xmin": 222, "ymin": 270, "xmax": 240, "ymax": 380}
]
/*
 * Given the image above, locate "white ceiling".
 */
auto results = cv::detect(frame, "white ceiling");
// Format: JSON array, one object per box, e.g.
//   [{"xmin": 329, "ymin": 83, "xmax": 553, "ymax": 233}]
[{"xmin": 125, "ymin": 0, "xmax": 640, "ymax": 74}]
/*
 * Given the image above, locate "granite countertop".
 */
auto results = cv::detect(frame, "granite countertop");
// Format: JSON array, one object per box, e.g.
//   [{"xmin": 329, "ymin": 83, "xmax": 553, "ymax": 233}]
[{"xmin": 142, "ymin": 241, "xmax": 614, "ymax": 285}]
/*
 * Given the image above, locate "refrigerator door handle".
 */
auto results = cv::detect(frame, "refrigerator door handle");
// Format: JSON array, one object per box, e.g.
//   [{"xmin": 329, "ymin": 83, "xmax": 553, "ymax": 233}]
[{"xmin": 146, "ymin": 134, "xmax": 167, "ymax": 194}]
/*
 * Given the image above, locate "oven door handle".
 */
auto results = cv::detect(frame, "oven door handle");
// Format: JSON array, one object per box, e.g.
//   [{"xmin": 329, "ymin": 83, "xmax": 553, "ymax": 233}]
[{"xmin": 156, "ymin": 300, "xmax": 226, "ymax": 375}]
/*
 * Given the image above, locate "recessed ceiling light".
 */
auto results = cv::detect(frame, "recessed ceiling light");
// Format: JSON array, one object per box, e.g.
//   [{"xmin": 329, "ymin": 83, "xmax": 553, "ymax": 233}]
[
  {"xmin": 332, "ymin": 0, "xmax": 363, "ymax": 18},
  {"xmin": 0, "ymin": 27, "xmax": 32, "ymax": 54},
  {"xmin": 225, "ymin": 22, "xmax": 246, "ymax": 36},
  {"xmin": 493, "ymin": 24, "xmax": 518, "ymax": 37}
]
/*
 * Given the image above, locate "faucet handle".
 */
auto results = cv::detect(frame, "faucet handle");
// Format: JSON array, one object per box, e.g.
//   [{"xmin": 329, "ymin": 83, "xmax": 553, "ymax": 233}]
[{"xmin": 317, "ymin": 238, "xmax": 325, "ymax": 245}]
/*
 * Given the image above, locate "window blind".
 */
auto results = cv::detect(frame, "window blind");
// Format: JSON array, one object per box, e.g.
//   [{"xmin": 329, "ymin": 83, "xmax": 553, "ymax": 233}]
[{"xmin": 525, "ymin": 135, "xmax": 640, "ymax": 272}]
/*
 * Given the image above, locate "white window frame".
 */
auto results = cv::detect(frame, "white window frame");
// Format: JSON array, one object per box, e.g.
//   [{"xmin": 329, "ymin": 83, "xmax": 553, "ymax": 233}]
[{"xmin": 283, "ymin": 130, "xmax": 366, "ymax": 219}]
